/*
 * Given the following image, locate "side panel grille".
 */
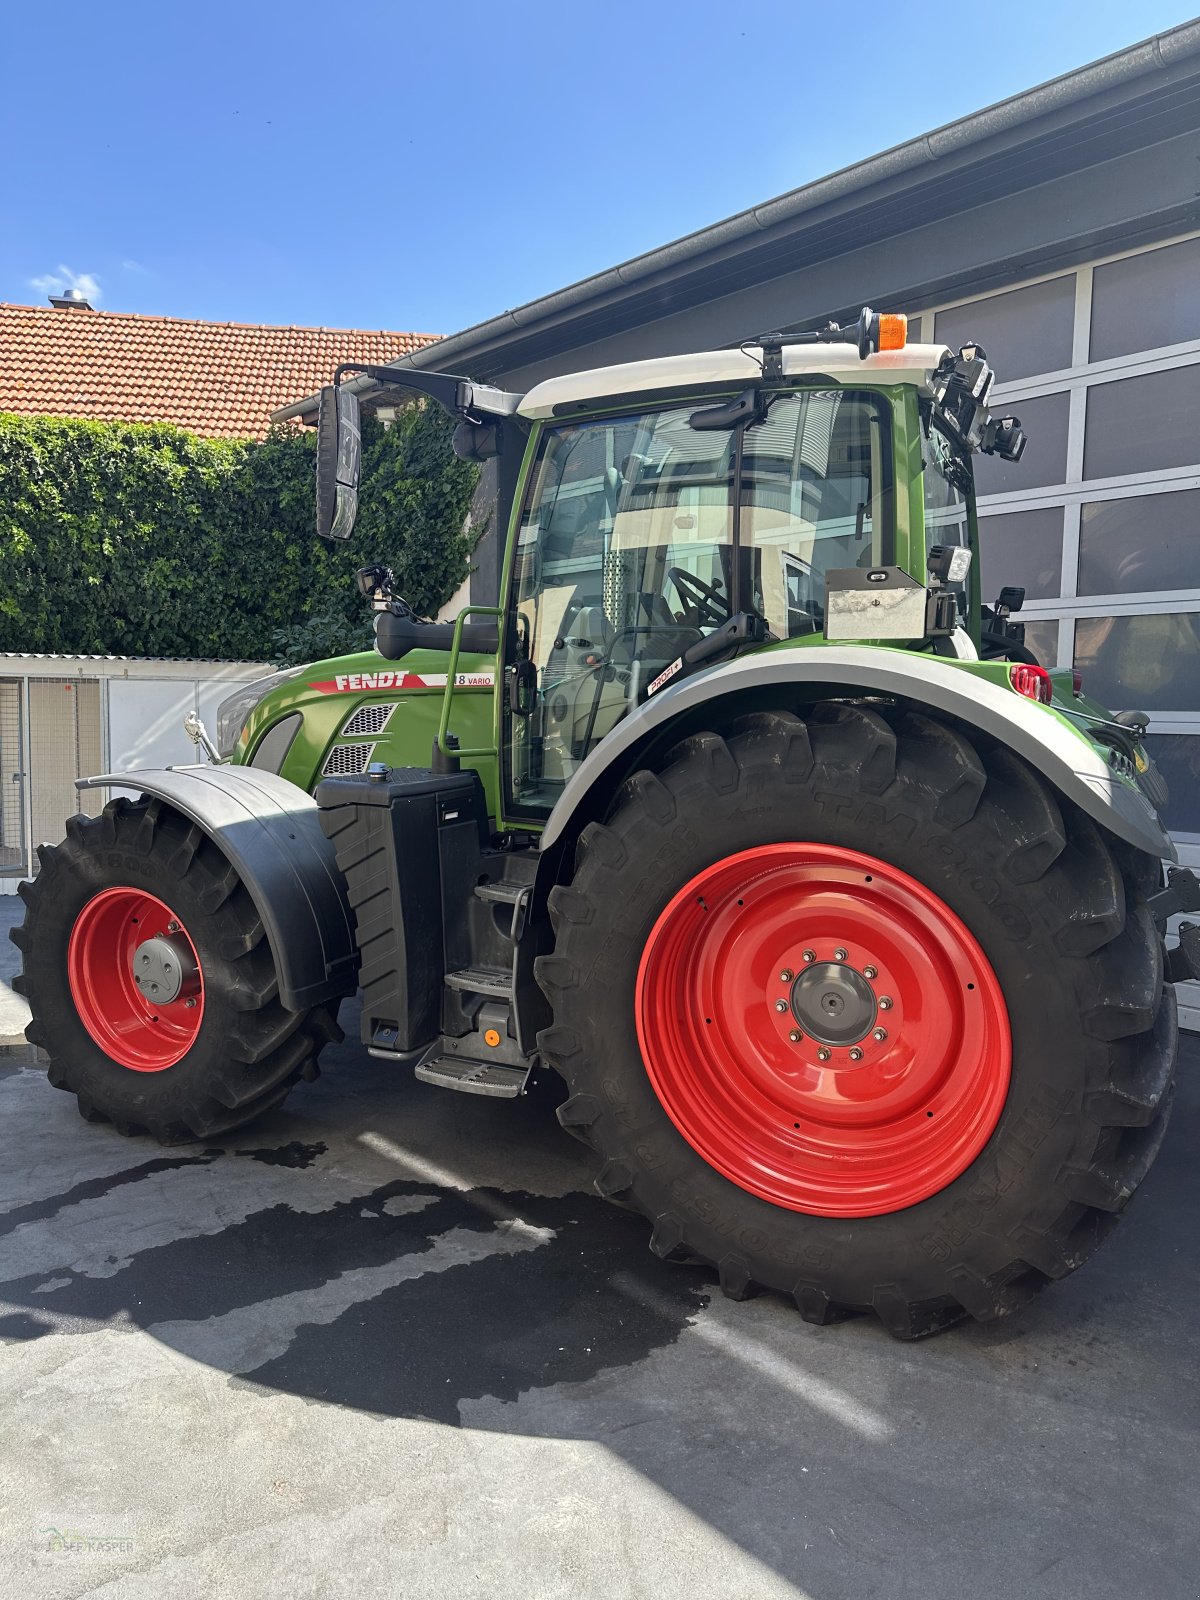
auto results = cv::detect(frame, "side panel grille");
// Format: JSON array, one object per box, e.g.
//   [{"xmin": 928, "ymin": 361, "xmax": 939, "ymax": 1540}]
[
  {"xmin": 342, "ymin": 703, "xmax": 397, "ymax": 737},
  {"xmin": 322, "ymin": 742, "xmax": 375, "ymax": 777}
]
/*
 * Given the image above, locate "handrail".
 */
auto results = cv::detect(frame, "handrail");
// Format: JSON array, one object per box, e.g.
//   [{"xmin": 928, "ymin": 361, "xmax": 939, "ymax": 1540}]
[{"xmin": 436, "ymin": 604, "xmax": 504, "ymax": 758}]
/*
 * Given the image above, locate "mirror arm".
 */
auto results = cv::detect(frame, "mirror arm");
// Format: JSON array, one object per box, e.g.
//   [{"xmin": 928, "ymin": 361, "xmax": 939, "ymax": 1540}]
[{"xmin": 332, "ymin": 364, "xmax": 521, "ymax": 422}]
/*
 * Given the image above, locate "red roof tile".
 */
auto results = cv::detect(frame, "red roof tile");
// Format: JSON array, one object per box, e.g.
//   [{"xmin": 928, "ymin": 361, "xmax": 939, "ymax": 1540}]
[{"xmin": 0, "ymin": 303, "xmax": 439, "ymax": 439}]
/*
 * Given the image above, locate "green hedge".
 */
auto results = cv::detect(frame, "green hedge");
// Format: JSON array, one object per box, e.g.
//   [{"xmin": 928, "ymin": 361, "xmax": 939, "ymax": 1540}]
[{"xmin": 0, "ymin": 405, "xmax": 479, "ymax": 662}]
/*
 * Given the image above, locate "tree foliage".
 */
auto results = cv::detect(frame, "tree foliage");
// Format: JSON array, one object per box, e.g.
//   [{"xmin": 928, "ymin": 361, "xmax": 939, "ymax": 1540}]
[{"xmin": 0, "ymin": 405, "xmax": 478, "ymax": 661}]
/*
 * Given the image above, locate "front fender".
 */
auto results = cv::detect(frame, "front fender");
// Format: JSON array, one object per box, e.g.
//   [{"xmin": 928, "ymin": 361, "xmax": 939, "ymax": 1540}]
[
  {"xmin": 538, "ymin": 646, "xmax": 1175, "ymax": 864},
  {"xmin": 78, "ymin": 764, "xmax": 358, "ymax": 1012}
]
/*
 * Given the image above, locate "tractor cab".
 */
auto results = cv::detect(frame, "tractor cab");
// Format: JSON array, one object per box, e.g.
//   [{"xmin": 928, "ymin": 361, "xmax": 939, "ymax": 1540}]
[
  {"xmin": 507, "ymin": 383, "xmax": 894, "ymax": 810},
  {"xmin": 311, "ymin": 308, "xmax": 1026, "ymax": 821},
  {"xmin": 504, "ymin": 364, "xmax": 978, "ymax": 815}
]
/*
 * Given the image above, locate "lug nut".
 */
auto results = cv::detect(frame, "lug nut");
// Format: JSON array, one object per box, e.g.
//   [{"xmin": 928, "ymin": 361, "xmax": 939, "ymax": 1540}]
[
  {"xmin": 848, "ymin": 1047, "xmax": 863, "ymax": 1062},
  {"xmin": 789, "ymin": 1029, "xmax": 802, "ymax": 1043},
  {"xmin": 873, "ymin": 1027, "xmax": 888, "ymax": 1042},
  {"xmin": 879, "ymin": 996, "xmax": 893, "ymax": 1010},
  {"xmin": 775, "ymin": 999, "xmax": 789, "ymax": 1013},
  {"xmin": 802, "ymin": 949, "xmax": 816, "ymax": 964},
  {"xmin": 779, "ymin": 969, "xmax": 793, "ymax": 983},
  {"xmin": 185, "ymin": 998, "xmax": 197, "ymax": 1009},
  {"xmin": 833, "ymin": 948, "xmax": 847, "ymax": 962},
  {"xmin": 816, "ymin": 1047, "xmax": 831, "ymax": 1062},
  {"xmin": 167, "ymin": 921, "xmax": 180, "ymax": 933},
  {"xmin": 863, "ymin": 965, "xmax": 877, "ymax": 980}
]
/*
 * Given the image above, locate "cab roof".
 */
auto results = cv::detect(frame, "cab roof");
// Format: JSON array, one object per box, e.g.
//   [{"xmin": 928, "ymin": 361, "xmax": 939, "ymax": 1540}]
[{"xmin": 517, "ymin": 342, "xmax": 953, "ymax": 420}]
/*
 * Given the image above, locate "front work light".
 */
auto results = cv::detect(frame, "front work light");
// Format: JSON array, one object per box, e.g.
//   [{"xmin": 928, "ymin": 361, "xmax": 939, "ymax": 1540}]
[{"xmin": 927, "ymin": 544, "xmax": 973, "ymax": 584}]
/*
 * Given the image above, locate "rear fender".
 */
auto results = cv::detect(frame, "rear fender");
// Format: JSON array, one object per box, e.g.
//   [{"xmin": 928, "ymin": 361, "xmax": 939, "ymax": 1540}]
[
  {"xmin": 536, "ymin": 645, "xmax": 1174, "ymax": 870},
  {"xmin": 78, "ymin": 764, "xmax": 359, "ymax": 1012}
]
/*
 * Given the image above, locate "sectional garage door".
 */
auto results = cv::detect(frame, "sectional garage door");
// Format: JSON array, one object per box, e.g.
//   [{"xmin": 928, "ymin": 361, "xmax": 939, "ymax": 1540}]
[{"xmin": 913, "ymin": 233, "xmax": 1200, "ymax": 1025}]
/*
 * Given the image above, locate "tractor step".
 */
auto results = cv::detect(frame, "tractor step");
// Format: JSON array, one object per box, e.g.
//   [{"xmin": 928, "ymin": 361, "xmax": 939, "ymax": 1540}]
[
  {"xmin": 474, "ymin": 881, "xmax": 528, "ymax": 906},
  {"xmin": 414, "ymin": 1056, "xmax": 529, "ymax": 1098},
  {"xmin": 445, "ymin": 966, "xmax": 512, "ymax": 998},
  {"xmin": 474, "ymin": 881, "xmax": 532, "ymax": 940}
]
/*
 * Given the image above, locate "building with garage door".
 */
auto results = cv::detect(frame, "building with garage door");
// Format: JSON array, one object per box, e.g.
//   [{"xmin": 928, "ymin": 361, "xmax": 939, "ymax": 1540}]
[{"xmin": 276, "ymin": 21, "xmax": 1200, "ymax": 1019}]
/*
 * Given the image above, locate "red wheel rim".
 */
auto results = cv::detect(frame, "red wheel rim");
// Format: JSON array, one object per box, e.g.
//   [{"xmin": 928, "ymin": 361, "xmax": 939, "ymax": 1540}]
[
  {"xmin": 635, "ymin": 844, "xmax": 1011, "ymax": 1217},
  {"xmin": 67, "ymin": 887, "xmax": 204, "ymax": 1071}
]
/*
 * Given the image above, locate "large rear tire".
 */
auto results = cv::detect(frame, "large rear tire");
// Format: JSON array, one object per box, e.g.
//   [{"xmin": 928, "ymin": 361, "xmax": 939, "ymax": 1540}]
[
  {"xmin": 12, "ymin": 797, "xmax": 344, "ymax": 1143},
  {"xmin": 535, "ymin": 706, "xmax": 1177, "ymax": 1338}
]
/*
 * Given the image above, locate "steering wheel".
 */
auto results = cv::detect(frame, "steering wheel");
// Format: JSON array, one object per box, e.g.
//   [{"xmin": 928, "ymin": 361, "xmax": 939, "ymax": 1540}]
[{"xmin": 667, "ymin": 567, "xmax": 728, "ymax": 627}]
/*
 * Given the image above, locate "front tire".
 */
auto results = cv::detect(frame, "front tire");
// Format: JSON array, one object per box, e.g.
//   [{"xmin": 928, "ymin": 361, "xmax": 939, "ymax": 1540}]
[
  {"xmin": 536, "ymin": 706, "xmax": 1176, "ymax": 1338},
  {"xmin": 12, "ymin": 797, "xmax": 344, "ymax": 1143}
]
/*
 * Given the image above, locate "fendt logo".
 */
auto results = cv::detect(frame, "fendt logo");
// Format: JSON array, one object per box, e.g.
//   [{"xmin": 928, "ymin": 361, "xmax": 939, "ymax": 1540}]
[{"xmin": 309, "ymin": 671, "xmax": 496, "ymax": 694}]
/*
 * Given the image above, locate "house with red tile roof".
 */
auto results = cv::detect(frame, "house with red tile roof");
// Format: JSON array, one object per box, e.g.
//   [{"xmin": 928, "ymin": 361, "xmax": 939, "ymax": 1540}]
[{"xmin": 0, "ymin": 297, "xmax": 439, "ymax": 438}]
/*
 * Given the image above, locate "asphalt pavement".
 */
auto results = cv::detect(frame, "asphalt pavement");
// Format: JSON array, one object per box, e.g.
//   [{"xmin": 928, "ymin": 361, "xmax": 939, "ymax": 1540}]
[{"xmin": 1, "ymin": 993, "xmax": 1198, "ymax": 1600}]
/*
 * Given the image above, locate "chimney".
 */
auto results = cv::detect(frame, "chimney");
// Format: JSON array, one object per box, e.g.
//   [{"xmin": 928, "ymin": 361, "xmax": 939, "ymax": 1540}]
[{"xmin": 48, "ymin": 288, "xmax": 93, "ymax": 311}]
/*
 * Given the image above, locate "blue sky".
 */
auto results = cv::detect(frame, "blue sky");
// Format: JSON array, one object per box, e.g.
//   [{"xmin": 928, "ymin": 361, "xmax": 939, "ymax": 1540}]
[{"xmin": 1, "ymin": 2, "xmax": 1193, "ymax": 337}]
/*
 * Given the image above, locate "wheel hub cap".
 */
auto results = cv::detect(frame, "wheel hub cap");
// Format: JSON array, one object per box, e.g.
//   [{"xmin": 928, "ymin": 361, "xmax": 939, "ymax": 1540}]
[
  {"xmin": 790, "ymin": 962, "xmax": 876, "ymax": 1046},
  {"xmin": 131, "ymin": 936, "xmax": 198, "ymax": 1005},
  {"xmin": 634, "ymin": 843, "xmax": 1012, "ymax": 1218}
]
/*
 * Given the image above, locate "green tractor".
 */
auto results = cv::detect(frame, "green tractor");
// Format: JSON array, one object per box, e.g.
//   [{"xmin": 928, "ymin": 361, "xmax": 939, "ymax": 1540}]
[{"xmin": 15, "ymin": 309, "xmax": 1200, "ymax": 1338}]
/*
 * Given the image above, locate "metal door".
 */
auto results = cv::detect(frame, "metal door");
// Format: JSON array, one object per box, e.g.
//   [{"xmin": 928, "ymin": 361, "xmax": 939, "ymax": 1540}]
[
  {"xmin": 24, "ymin": 678, "xmax": 104, "ymax": 875},
  {"xmin": 0, "ymin": 679, "xmax": 25, "ymax": 874}
]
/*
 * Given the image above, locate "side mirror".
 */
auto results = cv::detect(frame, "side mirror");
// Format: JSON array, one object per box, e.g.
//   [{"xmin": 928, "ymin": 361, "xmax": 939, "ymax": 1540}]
[{"xmin": 316, "ymin": 384, "xmax": 361, "ymax": 540}]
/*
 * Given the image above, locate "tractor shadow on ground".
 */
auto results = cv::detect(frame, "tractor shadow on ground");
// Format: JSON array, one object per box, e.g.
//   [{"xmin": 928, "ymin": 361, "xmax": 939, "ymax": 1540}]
[{"xmin": 2, "ymin": 1018, "xmax": 1199, "ymax": 1596}]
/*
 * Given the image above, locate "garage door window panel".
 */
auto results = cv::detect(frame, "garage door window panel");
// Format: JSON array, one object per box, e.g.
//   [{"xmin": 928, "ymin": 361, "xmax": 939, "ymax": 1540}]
[
  {"xmin": 1084, "ymin": 365, "xmax": 1200, "ymax": 482},
  {"xmin": 1074, "ymin": 612, "xmax": 1200, "ymax": 712},
  {"xmin": 1140, "ymin": 733, "xmax": 1200, "ymax": 837},
  {"xmin": 934, "ymin": 276, "xmax": 1076, "ymax": 384},
  {"xmin": 973, "ymin": 392, "xmax": 1070, "ymax": 498},
  {"xmin": 1021, "ymin": 617, "xmax": 1063, "ymax": 669},
  {"xmin": 978, "ymin": 507, "xmax": 1064, "ymax": 602},
  {"xmin": 1077, "ymin": 490, "xmax": 1200, "ymax": 597},
  {"xmin": 1091, "ymin": 237, "xmax": 1200, "ymax": 363}
]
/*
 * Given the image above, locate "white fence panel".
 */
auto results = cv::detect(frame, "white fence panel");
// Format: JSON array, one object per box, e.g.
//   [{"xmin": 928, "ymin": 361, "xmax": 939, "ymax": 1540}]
[{"xmin": 106, "ymin": 677, "xmax": 263, "ymax": 774}]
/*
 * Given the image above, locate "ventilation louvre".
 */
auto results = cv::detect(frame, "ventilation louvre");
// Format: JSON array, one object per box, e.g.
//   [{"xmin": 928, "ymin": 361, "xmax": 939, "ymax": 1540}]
[
  {"xmin": 322, "ymin": 743, "xmax": 376, "ymax": 777},
  {"xmin": 342, "ymin": 702, "xmax": 397, "ymax": 737}
]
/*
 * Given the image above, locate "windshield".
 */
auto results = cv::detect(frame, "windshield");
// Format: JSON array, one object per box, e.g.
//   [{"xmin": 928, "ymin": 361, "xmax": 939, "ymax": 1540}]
[{"xmin": 506, "ymin": 390, "xmax": 892, "ymax": 817}]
